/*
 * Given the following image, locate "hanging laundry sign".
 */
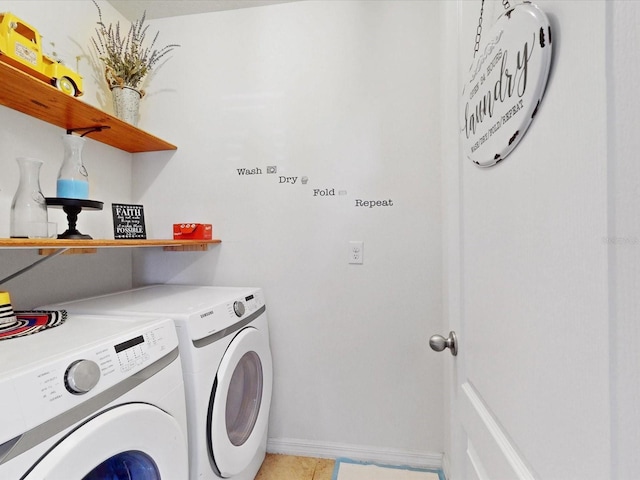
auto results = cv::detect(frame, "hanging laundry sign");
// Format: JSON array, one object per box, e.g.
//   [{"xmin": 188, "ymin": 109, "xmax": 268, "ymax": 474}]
[{"xmin": 460, "ymin": 3, "xmax": 552, "ymax": 167}]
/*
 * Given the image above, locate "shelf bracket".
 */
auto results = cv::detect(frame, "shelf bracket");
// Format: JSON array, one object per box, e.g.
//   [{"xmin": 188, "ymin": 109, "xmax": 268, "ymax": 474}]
[
  {"xmin": 67, "ymin": 126, "xmax": 111, "ymax": 137},
  {"xmin": 0, "ymin": 248, "xmax": 70, "ymax": 286}
]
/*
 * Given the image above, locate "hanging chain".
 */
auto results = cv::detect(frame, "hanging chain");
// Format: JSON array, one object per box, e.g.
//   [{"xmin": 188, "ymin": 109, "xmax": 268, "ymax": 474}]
[
  {"xmin": 473, "ymin": 0, "xmax": 485, "ymax": 58},
  {"xmin": 473, "ymin": 0, "xmax": 513, "ymax": 58}
]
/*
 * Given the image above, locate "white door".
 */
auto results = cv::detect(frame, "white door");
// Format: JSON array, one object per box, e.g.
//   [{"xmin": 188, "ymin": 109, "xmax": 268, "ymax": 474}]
[{"xmin": 441, "ymin": 1, "xmax": 611, "ymax": 479}]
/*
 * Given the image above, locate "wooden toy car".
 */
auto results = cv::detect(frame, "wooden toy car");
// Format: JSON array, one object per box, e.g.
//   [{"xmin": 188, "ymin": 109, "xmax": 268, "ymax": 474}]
[{"xmin": 0, "ymin": 12, "xmax": 83, "ymax": 96}]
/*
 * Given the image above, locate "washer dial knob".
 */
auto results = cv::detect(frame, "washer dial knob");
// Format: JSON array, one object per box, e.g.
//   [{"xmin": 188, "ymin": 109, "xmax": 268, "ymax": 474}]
[
  {"xmin": 233, "ymin": 301, "xmax": 245, "ymax": 317},
  {"xmin": 65, "ymin": 359, "xmax": 100, "ymax": 394}
]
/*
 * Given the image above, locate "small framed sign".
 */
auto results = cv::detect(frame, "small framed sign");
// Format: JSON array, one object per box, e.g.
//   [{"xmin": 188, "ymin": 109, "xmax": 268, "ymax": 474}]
[{"xmin": 112, "ymin": 203, "xmax": 146, "ymax": 239}]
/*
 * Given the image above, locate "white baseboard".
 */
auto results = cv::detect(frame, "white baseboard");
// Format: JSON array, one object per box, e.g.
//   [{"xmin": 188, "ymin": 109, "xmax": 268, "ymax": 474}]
[{"xmin": 267, "ymin": 437, "xmax": 443, "ymax": 471}]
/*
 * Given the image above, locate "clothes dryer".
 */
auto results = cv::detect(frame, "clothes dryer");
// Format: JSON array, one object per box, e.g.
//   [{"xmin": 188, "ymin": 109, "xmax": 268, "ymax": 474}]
[
  {"xmin": 44, "ymin": 285, "xmax": 273, "ymax": 480},
  {"xmin": 0, "ymin": 313, "xmax": 189, "ymax": 480}
]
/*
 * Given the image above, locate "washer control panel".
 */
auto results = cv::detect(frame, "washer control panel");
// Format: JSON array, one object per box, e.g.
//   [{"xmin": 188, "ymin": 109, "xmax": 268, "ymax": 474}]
[
  {"xmin": 1, "ymin": 316, "xmax": 179, "ymax": 445},
  {"xmin": 114, "ymin": 333, "xmax": 151, "ymax": 372}
]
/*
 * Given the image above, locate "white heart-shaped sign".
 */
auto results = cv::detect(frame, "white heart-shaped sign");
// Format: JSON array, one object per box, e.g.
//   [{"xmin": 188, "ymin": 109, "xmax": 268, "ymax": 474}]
[{"xmin": 460, "ymin": 3, "xmax": 553, "ymax": 167}]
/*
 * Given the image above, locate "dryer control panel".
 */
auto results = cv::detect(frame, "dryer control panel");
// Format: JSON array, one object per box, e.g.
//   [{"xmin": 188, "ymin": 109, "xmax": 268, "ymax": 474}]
[
  {"xmin": 231, "ymin": 293, "xmax": 261, "ymax": 318},
  {"xmin": 188, "ymin": 288, "xmax": 265, "ymax": 341}
]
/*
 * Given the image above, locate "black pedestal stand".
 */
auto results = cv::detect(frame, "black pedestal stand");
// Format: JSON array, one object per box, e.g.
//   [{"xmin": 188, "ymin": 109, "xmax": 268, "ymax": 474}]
[{"xmin": 45, "ymin": 198, "xmax": 104, "ymax": 239}]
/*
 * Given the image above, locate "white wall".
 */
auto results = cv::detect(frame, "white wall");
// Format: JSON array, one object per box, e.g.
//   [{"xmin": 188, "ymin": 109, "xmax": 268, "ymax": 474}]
[
  {"xmin": 131, "ymin": 0, "xmax": 445, "ymax": 464},
  {"xmin": 0, "ymin": 1, "xmax": 135, "ymax": 308}
]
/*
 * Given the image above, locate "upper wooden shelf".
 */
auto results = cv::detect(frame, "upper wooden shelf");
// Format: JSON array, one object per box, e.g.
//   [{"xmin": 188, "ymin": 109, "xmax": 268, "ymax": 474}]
[{"xmin": 0, "ymin": 61, "xmax": 177, "ymax": 153}]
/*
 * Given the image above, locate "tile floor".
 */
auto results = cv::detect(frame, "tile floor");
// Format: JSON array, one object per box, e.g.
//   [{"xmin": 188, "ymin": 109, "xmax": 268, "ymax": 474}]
[{"xmin": 256, "ymin": 454, "xmax": 335, "ymax": 480}]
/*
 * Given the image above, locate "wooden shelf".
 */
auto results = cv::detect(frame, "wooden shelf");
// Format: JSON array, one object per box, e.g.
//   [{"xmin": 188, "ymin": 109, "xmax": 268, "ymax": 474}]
[
  {"xmin": 0, "ymin": 238, "xmax": 221, "ymax": 255},
  {"xmin": 0, "ymin": 61, "xmax": 176, "ymax": 153}
]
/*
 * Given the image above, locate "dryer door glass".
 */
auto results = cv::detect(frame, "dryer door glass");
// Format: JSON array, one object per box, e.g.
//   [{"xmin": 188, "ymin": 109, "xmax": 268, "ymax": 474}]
[
  {"xmin": 82, "ymin": 450, "xmax": 160, "ymax": 480},
  {"xmin": 226, "ymin": 351, "xmax": 263, "ymax": 446}
]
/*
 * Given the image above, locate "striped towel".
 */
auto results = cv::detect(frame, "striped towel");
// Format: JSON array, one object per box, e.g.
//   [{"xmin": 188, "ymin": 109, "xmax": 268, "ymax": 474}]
[{"xmin": 0, "ymin": 310, "xmax": 67, "ymax": 340}]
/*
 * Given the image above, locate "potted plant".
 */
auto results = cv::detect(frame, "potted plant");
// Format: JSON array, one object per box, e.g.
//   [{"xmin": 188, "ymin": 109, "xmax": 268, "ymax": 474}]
[{"xmin": 90, "ymin": 0, "xmax": 179, "ymax": 125}]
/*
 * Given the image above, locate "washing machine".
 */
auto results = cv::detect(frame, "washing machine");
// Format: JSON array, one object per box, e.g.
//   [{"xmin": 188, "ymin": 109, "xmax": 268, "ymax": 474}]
[
  {"xmin": 0, "ymin": 312, "xmax": 189, "ymax": 480},
  {"xmin": 44, "ymin": 285, "xmax": 273, "ymax": 480}
]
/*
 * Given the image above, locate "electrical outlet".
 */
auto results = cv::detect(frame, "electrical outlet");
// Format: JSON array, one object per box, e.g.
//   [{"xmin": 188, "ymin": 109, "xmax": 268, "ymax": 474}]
[{"xmin": 349, "ymin": 241, "xmax": 364, "ymax": 264}]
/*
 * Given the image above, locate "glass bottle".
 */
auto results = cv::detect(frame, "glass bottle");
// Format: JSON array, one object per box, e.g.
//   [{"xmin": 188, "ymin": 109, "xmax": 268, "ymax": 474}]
[
  {"xmin": 10, "ymin": 157, "xmax": 48, "ymax": 238},
  {"xmin": 57, "ymin": 133, "xmax": 89, "ymax": 199}
]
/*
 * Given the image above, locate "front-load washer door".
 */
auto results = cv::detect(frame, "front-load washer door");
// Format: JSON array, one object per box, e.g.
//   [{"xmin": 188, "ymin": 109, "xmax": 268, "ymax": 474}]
[
  {"xmin": 208, "ymin": 326, "xmax": 273, "ymax": 477},
  {"xmin": 23, "ymin": 403, "xmax": 188, "ymax": 479}
]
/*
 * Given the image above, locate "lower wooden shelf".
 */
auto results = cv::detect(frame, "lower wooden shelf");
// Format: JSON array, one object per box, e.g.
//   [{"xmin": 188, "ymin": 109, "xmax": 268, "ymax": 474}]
[{"xmin": 0, "ymin": 238, "xmax": 221, "ymax": 255}]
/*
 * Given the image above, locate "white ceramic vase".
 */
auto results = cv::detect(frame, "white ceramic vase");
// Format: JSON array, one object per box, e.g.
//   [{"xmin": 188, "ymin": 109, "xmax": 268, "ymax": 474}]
[{"xmin": 111, "ymin": 86, "xmax": 142, "ymax": 126}]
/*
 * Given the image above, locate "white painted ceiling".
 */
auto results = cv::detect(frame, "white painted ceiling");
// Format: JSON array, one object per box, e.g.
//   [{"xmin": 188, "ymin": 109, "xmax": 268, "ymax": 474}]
[{"xmin": 107, "ymin": 0, "xmax": 299, "ymax": 21}]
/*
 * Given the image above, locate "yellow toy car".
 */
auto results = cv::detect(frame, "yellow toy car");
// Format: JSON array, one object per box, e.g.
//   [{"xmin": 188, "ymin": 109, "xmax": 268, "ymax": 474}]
[{"xmin": 0, "ymin": 12, "xmax": 83, "ymax": 96}]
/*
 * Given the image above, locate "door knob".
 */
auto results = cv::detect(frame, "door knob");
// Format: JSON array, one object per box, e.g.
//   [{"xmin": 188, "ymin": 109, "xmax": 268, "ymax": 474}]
[{"xmin": 429, "ymin": 331, "xmax": 458, "ymax": 356}]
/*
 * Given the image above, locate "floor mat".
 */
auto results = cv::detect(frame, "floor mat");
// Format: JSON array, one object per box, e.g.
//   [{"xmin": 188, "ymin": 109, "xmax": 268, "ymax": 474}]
[{"xmin": 332, "ymin": 458, "xmax": 444, "ymax": 480}]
